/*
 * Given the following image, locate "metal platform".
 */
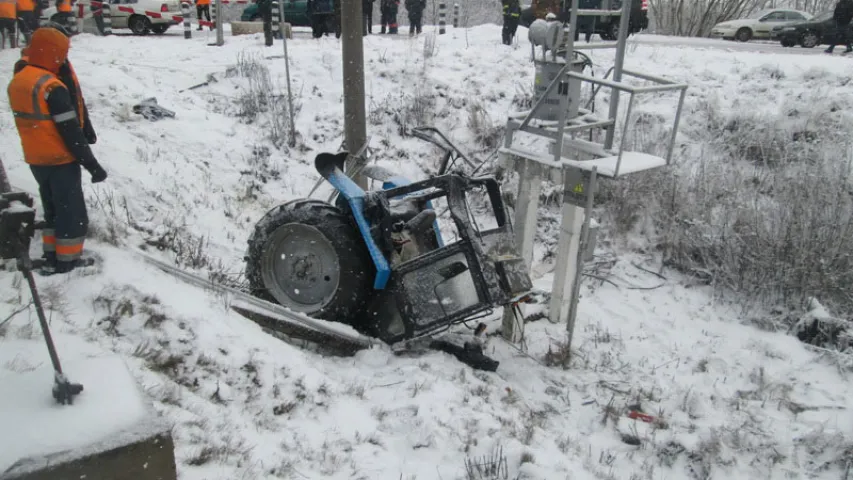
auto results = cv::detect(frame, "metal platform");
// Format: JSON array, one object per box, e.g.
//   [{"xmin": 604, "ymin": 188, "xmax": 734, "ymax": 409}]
[{"xmin": 498, "ymin": 0, "xmax": 689, "ymax": 349}]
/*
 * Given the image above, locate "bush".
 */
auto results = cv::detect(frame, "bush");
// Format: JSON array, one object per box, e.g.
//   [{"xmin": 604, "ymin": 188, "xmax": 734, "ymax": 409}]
[
  {"xmin": 233, "ymin": 51, "xmax": 298, "ymax": 149},
  {"xmin": 597, "ymin": 105, "xmax": 853, "ymax": 315}
]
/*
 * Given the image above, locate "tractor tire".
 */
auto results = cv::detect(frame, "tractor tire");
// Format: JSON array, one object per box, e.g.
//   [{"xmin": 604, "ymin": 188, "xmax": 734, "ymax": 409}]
[{"xmin": 245, "ymin": 199, "xmax": 373, "ymax": 326}]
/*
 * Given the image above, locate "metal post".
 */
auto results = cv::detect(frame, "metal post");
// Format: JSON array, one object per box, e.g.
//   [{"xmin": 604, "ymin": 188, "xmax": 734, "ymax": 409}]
[
  {"xmin": 452, "ymin": 3, "xmax": 458, "ymax": 27},
  {"xmin": 438, "ymin": 1, "xmax": 446, "ymax": 34},
  {"xmin": 603, "ymin": 0, "xmax": 631, "ymax": 149},
  {"xmin": 280, "ymin": 2, "xmax": 296, "ymax": 147},
  {"xmin": 215, "ymin": 0, "xmax": 224, "ymax": 45},
  {"xmin": 564, "ymin": 168, "xmax": 597, "ymax": 354},
  {"xmin": 271, "ymin": 0, "xmax": 280, "ymax": 42},
  {"xmin": 102, "ymin": 3, "xmax": 112, "ymax": 35},
  {"xmin": 342, "ymin": 0, "xmax": 367, "ymax": 188},
  {"xmin": 181, "ymin": 1, "xmax": 191, "ymax": 38},
  {"xmin": 69, "ymin": 3, "xmax": 80, "ymax": 35}
]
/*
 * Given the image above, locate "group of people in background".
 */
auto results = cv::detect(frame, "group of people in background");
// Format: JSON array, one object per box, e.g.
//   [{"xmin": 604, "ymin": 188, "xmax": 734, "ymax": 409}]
[
  {"xmin": 0, "ymin": 0, "xmax": 79, "ymax": 49},
  {"xmin": 293, "ymin": 0, "xmax": 426, "ymax": 39},
  {"xmin": 1, "ymin": 0, "xmax": 41, "ymax": 48}
]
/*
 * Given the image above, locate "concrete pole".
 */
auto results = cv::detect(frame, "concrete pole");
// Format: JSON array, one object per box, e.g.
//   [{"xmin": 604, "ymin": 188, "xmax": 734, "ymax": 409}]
[
  {"xmin": 501, "ymin": 158, "xmax": 542, "ymax": 343},
  {"xmin": 280, "ymin": 2, "xmax": 297, "ymax": 147},
  {"xmin": 214, "ymin": 0, "xmax": 224, "ymax": 46},
  {"xmin": 341, "ymin": 0, "xmax": 367, "ymax": 188},
  {"xmin": 0, "ymin": 157, "xmax": 11, "ymax": 193},
  {"xmin": 101, "ymin": 3, "xmax": 113, "ymax": 35},
  {"xmin": 181, "ymin": 2, "xmax": 191, "ymax": 38}
]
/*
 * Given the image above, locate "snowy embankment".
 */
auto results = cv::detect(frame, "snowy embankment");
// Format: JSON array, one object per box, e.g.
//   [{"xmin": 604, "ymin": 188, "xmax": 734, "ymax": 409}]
[{"xmin": 2, "ymin": 26, "xmax": 853, "ymax": 480}]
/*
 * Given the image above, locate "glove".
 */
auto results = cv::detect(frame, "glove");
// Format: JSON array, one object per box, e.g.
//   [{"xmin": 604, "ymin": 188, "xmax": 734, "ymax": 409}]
[
  {"xmin": 86, "ymin": 131, "xmax": 97, "ymax": 145},
  {"xmin": 84, "ymin": 162, "xmax": 108, "ymax": 183}
]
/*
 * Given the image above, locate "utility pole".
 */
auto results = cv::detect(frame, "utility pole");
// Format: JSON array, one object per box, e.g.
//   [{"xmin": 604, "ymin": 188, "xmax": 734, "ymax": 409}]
[{"xmin": 341, "ymin": 0, "xmax": 368, "ymax": 188}]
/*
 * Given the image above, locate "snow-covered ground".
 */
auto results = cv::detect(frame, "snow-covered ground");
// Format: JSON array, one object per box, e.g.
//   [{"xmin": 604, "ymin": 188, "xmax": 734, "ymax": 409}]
[{"xmin": 2, "ymin": 24, "xmax": 853, "ymax": 480}]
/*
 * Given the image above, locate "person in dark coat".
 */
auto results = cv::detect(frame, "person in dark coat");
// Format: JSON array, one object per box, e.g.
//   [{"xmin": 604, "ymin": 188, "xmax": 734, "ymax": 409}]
[
  {"xmin": 257, "ymin": 0, "xmax": 273, "ymax": 46},
  {"xmin": 333, "ymin": 0, "xmax": 341, "ymax": 37},
  {"xmin": 826, "ymin": 0, "xmax": 853, "ymax": 53},
  {"xmin": 405, "ymin": 0, "xmax": 424, "ymax": 36},
  {"xmin": 363, "ymin": 0, "xmax": 374, "ymax": 34},
  {"xmin": 307, "ymin": 0, "xmax": 334, "ymax": 37},
  {"xmin": 380, "ymin": 0, "xmax": 398, "ymax": 33},
  {"xmin": 501, "ymin": 0, "xmax": 520, "ymax": 45}
]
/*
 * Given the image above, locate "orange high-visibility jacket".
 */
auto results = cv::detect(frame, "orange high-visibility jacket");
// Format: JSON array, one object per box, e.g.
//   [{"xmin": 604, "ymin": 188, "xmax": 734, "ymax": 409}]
[
  {"xmin": 196, "ymin": 0, "xmax": 210, "ymax": 6},
  {"xmin": 57, "ymin": 0, "xmax": 72, "ymax": 13},
  {"xmin": 0, "ymin": 0, "xmax": 16, "ymax": 19},
  {"xmin": 15, "ymin": 0, "xmax": 34, "ymax": 12},
  {"xmin": 8, "ymin": 67, "xmax": 77, "ymax": 166},
  {"xmin": 17, "ymin": 50, "xmax": 87, "ymax": 131}
]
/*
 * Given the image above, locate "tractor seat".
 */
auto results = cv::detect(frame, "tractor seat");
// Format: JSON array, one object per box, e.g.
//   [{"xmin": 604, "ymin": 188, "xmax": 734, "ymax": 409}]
[{"xmin": 388, "ymin": 197, "xmax": 423, "ymax": 223}]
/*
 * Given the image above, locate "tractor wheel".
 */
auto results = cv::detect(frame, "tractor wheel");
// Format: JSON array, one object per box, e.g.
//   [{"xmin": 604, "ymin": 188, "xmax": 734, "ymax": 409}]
[{"xmin": 245, "ymin": 199, "xmax": 373, "ymax": 325}]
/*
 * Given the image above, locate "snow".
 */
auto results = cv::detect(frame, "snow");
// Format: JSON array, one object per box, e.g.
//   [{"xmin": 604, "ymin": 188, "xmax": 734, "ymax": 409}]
[
  {"xmin": 0, "ymin": 23, "xmax": 852, "ymax": 480},
  {"xmin": 0, "ymin": 343, "xmax": 157, "ymax": 475},
  {"xmin": 2, "ymin": 201, "xmax": 34, "ymax": 214}
]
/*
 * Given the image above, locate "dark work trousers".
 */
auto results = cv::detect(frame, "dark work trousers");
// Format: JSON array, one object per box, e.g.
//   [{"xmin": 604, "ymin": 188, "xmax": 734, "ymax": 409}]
[
  {"xmin": 91, "ymin": 4, "xmax": 106, "ymax": 35},
  {"xmin": 262, "ymin": 9, "xmax": 273, "ymax": 45},
  {"xmin": 56, "ymin": 11, "xmax": 74, "ymax": 29},
  {"xmin": 363, "ymin": 11, "xmax": 372, "ymax": 34},
  {"xmin": 408, "ymin": 10, "xmax": 421, "ymax": 35},
  {"xmin": 502, "ymin": 15, "xmax": 518, "ymax": 44},
  {"xmin": 826, "ymin": 23, "xmax": 852, "ymax": 52},
  {"xmin": 17, "ymin": 10, "xmax": 36, "ymax": 45},
  {"xmin": 196, "ymin": 4, "xmax": 210, "ymax": 30},
  {"xmin": 30, "ymin": 162, "xmax": 88, "ymax": 271},
  {"xmin": 311, "ymin": 13, "xmax": 330, "ymax": 38},
  {"xmin": 0, "ymin": 17, "xmax": 16, "ymax": 49}
]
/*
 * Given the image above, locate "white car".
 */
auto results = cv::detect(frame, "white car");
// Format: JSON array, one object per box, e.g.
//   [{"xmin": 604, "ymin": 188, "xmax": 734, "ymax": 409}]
[
  {"xmin": 711, "ymin": 9, "xmax": 812, "ymax": 42},
  {"xmin": 41, "ymin": 0, "xmax": 183, "ymax": 35}
]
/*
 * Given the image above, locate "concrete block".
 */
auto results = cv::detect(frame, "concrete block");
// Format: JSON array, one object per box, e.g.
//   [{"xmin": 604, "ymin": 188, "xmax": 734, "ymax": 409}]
[
  {"xmin": 0, "ymin": 353, "xmax": 177, "ymax": 480},
  {"xmin": 230, "ymin": 21, "xmax": 292, "ymax": 38}
]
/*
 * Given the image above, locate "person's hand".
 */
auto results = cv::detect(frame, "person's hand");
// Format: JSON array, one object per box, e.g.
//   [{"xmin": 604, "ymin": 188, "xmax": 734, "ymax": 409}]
[{"xmin": 85, "ymin": 162, "xmax": 108, "ymax": 183}]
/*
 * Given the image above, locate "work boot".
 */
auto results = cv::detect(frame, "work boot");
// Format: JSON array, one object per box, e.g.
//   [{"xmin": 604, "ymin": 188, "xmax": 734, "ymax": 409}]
[{"xmin": 825, "ymin": 46, "xmax": 834, "ymax": 53}]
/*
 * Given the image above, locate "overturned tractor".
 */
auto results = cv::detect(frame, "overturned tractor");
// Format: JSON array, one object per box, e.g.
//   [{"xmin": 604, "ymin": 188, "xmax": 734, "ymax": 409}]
[{"xmin": 242, "ymin": 144, "xmax": 533, "ymax": 370}]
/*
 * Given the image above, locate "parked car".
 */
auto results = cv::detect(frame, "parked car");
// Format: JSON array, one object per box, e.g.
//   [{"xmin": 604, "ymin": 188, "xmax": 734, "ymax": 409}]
[
  {"xmin": 771, "ymin": 10, "xmax": 838, "ymax": 47},
  {"xmin": 710, "ymin": 8, "xmax": 812, "ymax": 42},
  {"xmin": 520, "ymin": 0, "xmax": 648, "ymax": 40},
  {"xmin": 240, "ymin": 0, "xmax": 311, "ymax": 27},
  {"xmin": 40, "ymin": 0, "xmax": 183, "ymax": 35}
]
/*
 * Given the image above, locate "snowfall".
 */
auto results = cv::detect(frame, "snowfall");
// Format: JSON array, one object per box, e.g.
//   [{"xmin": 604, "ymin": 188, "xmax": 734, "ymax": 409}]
[{"xmin": 2, "ymin": 21, "xmax": 853, "ymax": 480}]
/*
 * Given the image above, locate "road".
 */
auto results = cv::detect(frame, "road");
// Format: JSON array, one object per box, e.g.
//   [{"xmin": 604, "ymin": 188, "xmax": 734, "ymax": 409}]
[
  {"xmin": 106, "ymin": 21, "xmax": 848, "ymax": 59},
  {"xmin": 627, "ymin": 33, "xmax": 840, "ymax": 56}
]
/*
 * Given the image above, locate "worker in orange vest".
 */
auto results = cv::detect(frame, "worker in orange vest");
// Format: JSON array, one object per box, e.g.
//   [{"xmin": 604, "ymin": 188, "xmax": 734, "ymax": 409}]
[
  {"xmin": 14, "ymin": 25, "xmax": 97, "ymax": 144},
  {"xmin": 7, "ymin": 27, "xmax": 107, "ymax": 275},
  {"xmin": 15, "ymin": 0, "xmax": 36, "ymax": 45},
  {"xmin": 0, "ymin": 0, "xmax": 16, "ymax": 49},
  {"xmin": 56, "ymin": 0, "xmax": 74, "ymax": 29},
  {"xmin": 195, "ymin": 0, "xmax": 211, "ymax": 30}
]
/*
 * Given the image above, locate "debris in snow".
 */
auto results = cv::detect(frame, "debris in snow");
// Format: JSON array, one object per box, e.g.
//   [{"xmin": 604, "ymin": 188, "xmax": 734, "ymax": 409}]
[
  {"xmin": 793, "ymin": 297, "xmax": 853, "ymax": 351},
  {"xmin": 132, "ymin": 98, "xmax": 176, "ymax": 121}
]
